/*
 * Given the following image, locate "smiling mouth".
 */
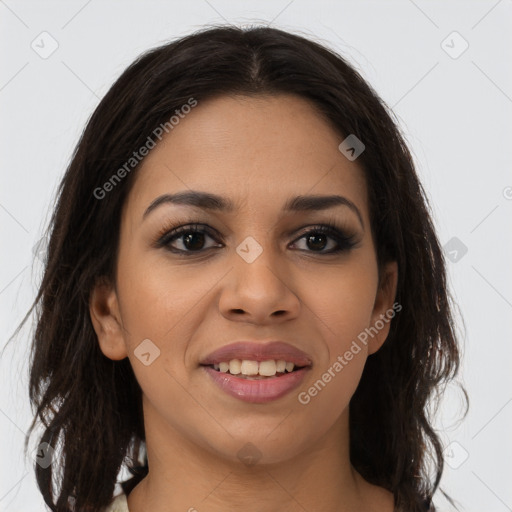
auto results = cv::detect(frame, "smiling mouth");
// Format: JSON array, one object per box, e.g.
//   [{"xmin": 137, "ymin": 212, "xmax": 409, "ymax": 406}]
[{"xmin": 203, "ymin": 359, "xmax": 307, "ymax": 379}]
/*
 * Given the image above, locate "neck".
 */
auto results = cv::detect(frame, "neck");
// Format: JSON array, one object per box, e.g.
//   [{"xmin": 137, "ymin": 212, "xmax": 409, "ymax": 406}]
[{"xmin": 127, "ymin": 398, "xmax": 388, "ymax": 512}]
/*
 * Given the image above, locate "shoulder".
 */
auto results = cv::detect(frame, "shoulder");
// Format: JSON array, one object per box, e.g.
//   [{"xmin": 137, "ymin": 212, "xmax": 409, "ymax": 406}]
[{"xmin": 103, "ymin": 492, "xmax": 129, "ymax": 512}]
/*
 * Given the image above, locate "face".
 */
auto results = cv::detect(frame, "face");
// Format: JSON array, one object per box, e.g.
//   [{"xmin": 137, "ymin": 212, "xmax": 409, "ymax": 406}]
[{"xmin": 90, "ymin": 94, "xmax": 397, "ymax": 465}]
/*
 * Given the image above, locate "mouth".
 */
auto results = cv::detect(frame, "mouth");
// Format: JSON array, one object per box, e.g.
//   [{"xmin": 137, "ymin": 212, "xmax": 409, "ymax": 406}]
[
  {"xmin": 203, "ymin": 359, "xmax": 308, "ymax": 379},
  {"xmin": 199, "ymin": 341, "xmax": 312, "ymax": 403}
]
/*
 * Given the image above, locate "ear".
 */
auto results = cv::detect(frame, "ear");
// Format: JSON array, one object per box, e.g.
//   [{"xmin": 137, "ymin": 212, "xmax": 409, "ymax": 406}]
[
  {"xmin": 89, "ymin": 277, "xmax": 128, "ymax": 360},
  {"xmin": 368, "ymin": 261, "xmax": 399, "ymax": 355}
]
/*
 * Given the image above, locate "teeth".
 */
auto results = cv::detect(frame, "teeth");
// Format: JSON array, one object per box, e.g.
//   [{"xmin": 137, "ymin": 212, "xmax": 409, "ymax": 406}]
[
  {"xmin": 212, "ymin": 359, "xmax": 298, "ymax": 377},
  {"xmin": 259, "ymin": 360, "xmax": 277, "ymax": 376},
  {"xmin": 229, "ymin": 359, "xmax": 241, "ymax": 375},
  {"xmin": 240, "ymin": 360, "xmax": 259, "ymax": 375},
  {"xmin": 276, "ymin": 360, "xmax": 286, "ymax": 373}
]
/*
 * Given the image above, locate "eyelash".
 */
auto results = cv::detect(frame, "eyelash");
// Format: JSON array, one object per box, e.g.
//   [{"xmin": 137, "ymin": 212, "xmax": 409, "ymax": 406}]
[{"xmin": 154, "ymin": 220, "xmax": 358, "ymax": 256}]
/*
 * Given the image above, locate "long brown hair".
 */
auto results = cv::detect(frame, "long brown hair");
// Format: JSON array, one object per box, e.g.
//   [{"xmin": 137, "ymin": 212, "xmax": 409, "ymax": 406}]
[{"xmin": 15, "ymin": 25, "xmax": 466, "ymax": 511}]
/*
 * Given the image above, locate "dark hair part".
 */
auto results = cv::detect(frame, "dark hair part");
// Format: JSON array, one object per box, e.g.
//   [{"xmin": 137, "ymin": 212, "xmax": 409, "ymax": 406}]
[{"xmin": 19, "ymin": 25, "xmax": 466, "ymax": 511}]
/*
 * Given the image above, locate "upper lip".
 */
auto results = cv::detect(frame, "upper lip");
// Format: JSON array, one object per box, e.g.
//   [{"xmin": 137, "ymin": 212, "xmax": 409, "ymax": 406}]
[{"xmin": 200, "ymin": 341, "xmax": 313, "ymax": 367}]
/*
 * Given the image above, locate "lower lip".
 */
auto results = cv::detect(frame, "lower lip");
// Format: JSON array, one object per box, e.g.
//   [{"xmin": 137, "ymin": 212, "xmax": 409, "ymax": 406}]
[{"xmin": 202, "ymin": 366, "xmax": 310, "ymax": 403}]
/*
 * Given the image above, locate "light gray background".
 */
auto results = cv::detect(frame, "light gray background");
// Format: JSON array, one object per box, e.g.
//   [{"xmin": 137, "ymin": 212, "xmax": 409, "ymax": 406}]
[{"xmin": 1, "ymin": 1, "xmax": 511, "ymax": 511}]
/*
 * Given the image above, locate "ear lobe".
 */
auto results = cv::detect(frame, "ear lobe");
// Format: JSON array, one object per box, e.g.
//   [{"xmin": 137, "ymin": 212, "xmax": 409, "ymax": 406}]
[
  {"xmin": 368, "ymin": 261, "xmax": 399, "ymax": 355},
  {"xmin": 89, "ymin": 278, "xmax": 128, "ymax": 361}
]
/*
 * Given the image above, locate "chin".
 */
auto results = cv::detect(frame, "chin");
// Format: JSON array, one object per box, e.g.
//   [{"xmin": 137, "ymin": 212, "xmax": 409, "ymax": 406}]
[{"xmin": 199, "ymin": 424, "xmax": 314, "ymax": 467}]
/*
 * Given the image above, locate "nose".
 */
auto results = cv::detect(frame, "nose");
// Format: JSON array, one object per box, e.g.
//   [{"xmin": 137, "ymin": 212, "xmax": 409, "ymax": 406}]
[{"xmin": 218, "ymin": 240, "xmax": 301, "ymax": 325}]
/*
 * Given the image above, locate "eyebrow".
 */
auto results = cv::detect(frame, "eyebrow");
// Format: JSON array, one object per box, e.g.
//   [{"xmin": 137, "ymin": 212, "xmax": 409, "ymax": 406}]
[{"xmin": 143, "ymin": 190, "xmax": 364, "ymax": 229}]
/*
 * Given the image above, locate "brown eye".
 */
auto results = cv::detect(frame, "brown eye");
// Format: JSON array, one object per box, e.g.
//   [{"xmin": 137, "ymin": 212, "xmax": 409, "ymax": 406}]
[
  {"xmin": 180, "ymin": 231, "xmax": 207, "ymax": 251},
  {"xmin": 157, "ymin": 224, "xmax": 222, "ymax": 253},
  {"xmin": 290, "ymin": 225, "xmax": 358, "ymax": 254},
  {"xmin": 305, "ymin": 232, "xmax": 329, "ymax": 251},
  {"xmin": 156, "ymin": 222, "xmax": 358, "ymax": 257}
]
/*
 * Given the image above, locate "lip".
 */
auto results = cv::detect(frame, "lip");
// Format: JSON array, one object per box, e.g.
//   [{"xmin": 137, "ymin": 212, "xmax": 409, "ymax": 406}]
[
  {"xmin": 202, "ymin": 366, "xmax": 311, "ymax": 403},
  {"xmin": 199, "ymin": 341, "xmax": 313, "ymax": 366},
  {"xmin": 199, "ymin": 341, "xmax": 312, "ymax": 404}
]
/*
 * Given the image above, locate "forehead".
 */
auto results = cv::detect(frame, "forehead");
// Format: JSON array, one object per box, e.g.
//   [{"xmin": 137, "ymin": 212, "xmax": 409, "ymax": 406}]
[{"xmin": 125, "ymin": 94, "xmax": 368, "ymax": 221}]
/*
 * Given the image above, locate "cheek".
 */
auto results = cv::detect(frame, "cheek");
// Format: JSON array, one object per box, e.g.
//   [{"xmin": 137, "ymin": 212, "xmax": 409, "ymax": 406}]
[
  {"xmin": 294, "ymin": 351, "xmax": 365, "ymax": 450},
  {"xmin": 295, "ymin": 257, "xmax": 377, "ymax": 412},
  {"xmin": 116, "ymin": 244, "xmax": 222, "ymax": 343},
  {"xmin": 117, "ymin": 260, "xmax": 216, "ymax": 441},
  {"xmin": 115, "ymin": 248, "xmax": 227, "ymax": 401},
  {"xmin": 129, "ymin": 358, "xmax": 228, "ymax": 457},
  {"xmin": 306, "ymin": 258, "xmax": 378, "ymax": 352}
]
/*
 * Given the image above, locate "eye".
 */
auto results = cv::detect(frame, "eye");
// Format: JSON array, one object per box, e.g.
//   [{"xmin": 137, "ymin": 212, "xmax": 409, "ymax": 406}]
[
  {"xmin": 156, "ymin": 224, "xmax": 222, "ymax": 254},
  {"xmin": 155, "ymin": 221, "xmax": 358, "ymax": 256},
  {"xmin": 289, "ymin": 224, "xmax": 358, "ymax": 254}
]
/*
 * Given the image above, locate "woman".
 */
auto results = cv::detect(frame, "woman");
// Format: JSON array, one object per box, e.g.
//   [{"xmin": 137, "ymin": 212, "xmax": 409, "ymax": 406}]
[{"xmin": 23, "ymin": 25, "xmax": 464, "ymax": 512}]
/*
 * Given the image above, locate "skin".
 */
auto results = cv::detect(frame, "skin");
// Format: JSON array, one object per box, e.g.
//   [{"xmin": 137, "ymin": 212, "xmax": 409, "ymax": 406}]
[{"xmin": 90, "ymin": 94, "xmax": 398, "ymax": 512}]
